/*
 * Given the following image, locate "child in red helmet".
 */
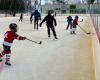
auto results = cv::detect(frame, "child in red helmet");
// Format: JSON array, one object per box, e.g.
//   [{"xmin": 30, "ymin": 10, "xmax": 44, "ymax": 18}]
[
  {"xmin": 0, "ymin": 23, "xmax": 26, "ymax": 66},
  {"xmin": 70, "ymin": 16, "xmax": 79, "ymax": 34}
]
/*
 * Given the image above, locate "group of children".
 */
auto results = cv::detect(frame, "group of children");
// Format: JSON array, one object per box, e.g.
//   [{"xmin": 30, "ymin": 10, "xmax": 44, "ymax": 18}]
[{"xmin": 66, "ymin": 15, "xmax": 79, "ymax": 34}]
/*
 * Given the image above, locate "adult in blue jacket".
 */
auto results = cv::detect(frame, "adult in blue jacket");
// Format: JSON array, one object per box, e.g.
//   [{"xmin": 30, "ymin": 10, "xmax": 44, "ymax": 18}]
[{"xmin": 32, "ymin": 10, "xmax": 41, "ymax": 30}]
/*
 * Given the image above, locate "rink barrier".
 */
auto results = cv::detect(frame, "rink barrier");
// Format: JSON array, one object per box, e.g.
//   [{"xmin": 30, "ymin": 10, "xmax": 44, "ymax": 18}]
[{"xmin": 89, "ymin": 14, "xmax": 99, "ymax": 80}]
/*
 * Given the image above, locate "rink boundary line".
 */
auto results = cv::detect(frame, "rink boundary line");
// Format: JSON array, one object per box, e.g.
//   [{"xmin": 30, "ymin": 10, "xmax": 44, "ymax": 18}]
[{"xmin": 89, "ymin": 15, "xmax": 97, "ymax": 80}]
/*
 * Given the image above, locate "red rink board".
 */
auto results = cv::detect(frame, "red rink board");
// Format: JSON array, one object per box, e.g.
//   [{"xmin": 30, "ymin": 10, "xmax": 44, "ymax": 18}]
[{"xmin": 94, "ymin": 27, "xmax": 100, "ymax": 42}]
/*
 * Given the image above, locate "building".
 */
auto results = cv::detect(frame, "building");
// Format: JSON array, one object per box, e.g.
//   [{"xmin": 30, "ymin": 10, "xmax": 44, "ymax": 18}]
[{"xmin": 41, "ymin": 4, "xmax": 88, "ymax": 14}]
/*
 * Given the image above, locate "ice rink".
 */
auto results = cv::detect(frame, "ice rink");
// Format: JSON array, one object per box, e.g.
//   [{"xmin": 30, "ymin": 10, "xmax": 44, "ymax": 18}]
[{"xmin": 0, "ymin": 15, "xmax": 93, "ymax": 80}]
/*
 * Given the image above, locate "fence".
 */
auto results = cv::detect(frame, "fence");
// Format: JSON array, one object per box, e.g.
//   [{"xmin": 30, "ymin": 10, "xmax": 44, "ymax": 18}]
[{"xmin": 90, "ymin": 3, "xmax": 100, "ymax": 33}]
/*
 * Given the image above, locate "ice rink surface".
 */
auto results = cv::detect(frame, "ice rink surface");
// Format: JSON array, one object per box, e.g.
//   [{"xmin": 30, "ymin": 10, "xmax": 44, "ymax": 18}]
[{"xmin": 0, "ymin": 15, "xmax": 93, "ymax": 80}]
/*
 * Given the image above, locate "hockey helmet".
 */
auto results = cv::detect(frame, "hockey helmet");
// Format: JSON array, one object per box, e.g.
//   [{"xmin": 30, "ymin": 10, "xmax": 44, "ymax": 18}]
[
  {"xmin": 75, "ymin": 16, "xmax": 79, "ymax": 19},
  {"xmin": 9, "ymin": 23, "xmax": 18, "ymax": 32}
]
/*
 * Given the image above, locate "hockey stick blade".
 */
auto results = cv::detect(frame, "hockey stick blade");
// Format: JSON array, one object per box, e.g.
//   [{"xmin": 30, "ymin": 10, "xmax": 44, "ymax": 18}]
[
  {"xmin": 87, "ymin": 32, "xmax": 96, "ymax": 34},
  {"xmin": 39, "ymin": 41, "xmax": 42, "ymax": 44},
  {"xmin": 77, "ymin": 25, "xmax": 95, "ymax": 35}
]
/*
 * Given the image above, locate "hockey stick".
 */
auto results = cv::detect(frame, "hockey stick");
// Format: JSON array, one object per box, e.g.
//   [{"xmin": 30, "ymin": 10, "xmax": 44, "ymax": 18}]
[
  {"xmin": 78, "ymin": 25, "xmax": 92, "ymax": 34},
  {"xmin": 26, "ymin": 38, "xmax": 42, "ymax": 44}
]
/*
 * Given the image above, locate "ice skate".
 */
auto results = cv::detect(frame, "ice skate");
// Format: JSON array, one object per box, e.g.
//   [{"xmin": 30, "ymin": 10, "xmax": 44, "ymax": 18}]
[
  {"xmin": 5, "ymin": 62, "xmax": 11, "ymax": 66},
  {"xmin": 0, "ymin": 58, "xmax": 2, "ymax": 62},
  {"xmin": 48, "ymin": 35, "xmax": 50, "ymax": 38},
  {"xmin": 54, "ymin": 36, "xmax": 58, "ymax": 39}
]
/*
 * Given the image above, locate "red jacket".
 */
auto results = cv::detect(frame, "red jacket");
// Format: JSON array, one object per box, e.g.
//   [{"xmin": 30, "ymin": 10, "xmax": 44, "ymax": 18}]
[
  {"xmin": 72, "ymin": 19, "xmax": 78, "ymax": 28},
  {"xmin": 3, "ymin": 31, "xmax": 25, "ymax": 46}
]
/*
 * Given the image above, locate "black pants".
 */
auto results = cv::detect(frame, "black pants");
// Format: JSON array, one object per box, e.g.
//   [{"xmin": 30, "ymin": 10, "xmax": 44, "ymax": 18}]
[
  {"xmin": 19, "ymin": 18, "xmax": 23, "ymax": 22},
  {"xmin": 3, "ymin": 44, "xmax": 11, "ymax": 53},
  {"xmin": 66, "ymin": 23, "xmax": 72, "ymax": 30},
  {"xmin": 47, "ymin": 26, "xmax": 57, "ymax": 37},
  {"xmin": 34, "ymin": 19, "xmax": 39, "ymax": 30}
]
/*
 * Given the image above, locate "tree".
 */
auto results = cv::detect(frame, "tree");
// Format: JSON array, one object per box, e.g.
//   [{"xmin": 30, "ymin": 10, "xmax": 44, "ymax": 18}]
[
  {"xmin": 0, "ymin": 0, "xmax": 26, "ymax": 12},
  {"xmin": 87, "ymin": 0, "xmax": 95, "ymax": 4}
]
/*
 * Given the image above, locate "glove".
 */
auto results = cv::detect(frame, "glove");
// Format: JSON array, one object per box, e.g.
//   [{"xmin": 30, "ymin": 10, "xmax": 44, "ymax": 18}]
[
  {"xmin": 22, "ymin": 37, "xmax": 26, "ymax": 40},
  {"xmin": 39, "ymin": 24, "xmax": 42, "ymax": 27},
  {"xmin": 55, "ymin": 24, "xmax": 57, "ymax": 26},
  {"xmin": 40, "ymin": 17, "xmax": 41, "ymax": 20}
]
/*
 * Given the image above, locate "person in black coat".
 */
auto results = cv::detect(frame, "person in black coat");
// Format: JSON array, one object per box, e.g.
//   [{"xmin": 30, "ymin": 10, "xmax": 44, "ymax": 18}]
[{"xmin": 39, "ymin": 12, "xmax": 58, "ymax": 39}]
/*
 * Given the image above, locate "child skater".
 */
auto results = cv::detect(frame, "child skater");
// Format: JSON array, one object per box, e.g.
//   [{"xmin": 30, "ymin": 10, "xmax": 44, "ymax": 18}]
[
  {"xmin": 0, "ymin": 23, "xmax": 26, "ymax": 66},
  {"xmin": 19, "ymin": 13, "xmax": 23, "ymax": 22},
  {"xmin": 66, "ymin": 16, "xmax": 73, "ymax": 30},
  {"xmin": 30, "ymin": 13, "xmax": 33, "ymax": 24},
  {"xmin": 70, "ymin": 16, "xmax": 79, "ymax": 34}
]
